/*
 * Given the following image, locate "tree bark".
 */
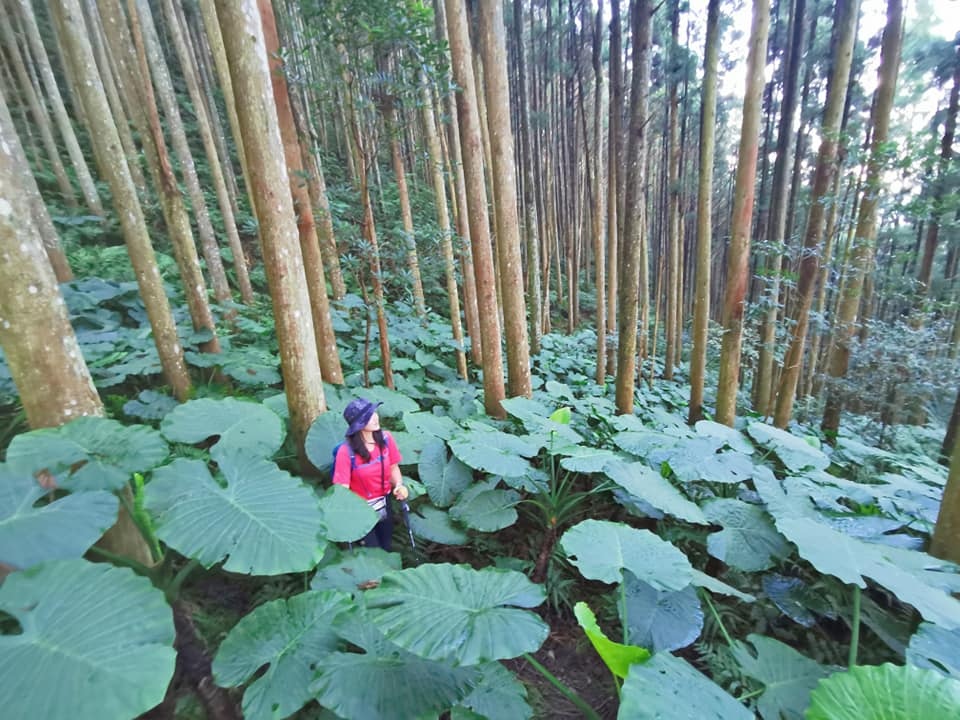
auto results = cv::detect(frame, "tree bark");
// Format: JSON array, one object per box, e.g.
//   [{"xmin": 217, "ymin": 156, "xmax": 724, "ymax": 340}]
[
  {"xmin": 773, "ymin": 0, "xmax": 859, "ymax": 428},
  {"xmin": 931, "ymin": 422, "xmax": 960, "ymax": 564},
  {"xmin": 591, "ymin": 0, "xmax": 607, "ymax": 385},
  {"xmin": 614, "ymin": 0, "xmax": 651, "ymax": 414},
  {"xmin": 688, "ymin": 0, "xmax": 720, "ymax": 424},
  {"xmin": 714, "ymin": 0, "xmax": 771, "ymax": 426},
  {"xmin": 445, "ymin": 0, "xmax": 506, "ymax": 417},
  {"xmin": 664, "ymin": 0, "xmax": 681, "ymax": 381},
  {"xmin": 821, "ymin": 0, "xmax": 903, "ymax": 438},
  {"xmin": 478, "ymin": 0, "xmax": 531, "ymax": 400},
  {"xmin": 54, "ymin": 0, "xmax": 192, "ymax": 401},
  {"xmin": 216, "ymin": 0, "xmax": 327, "ymax": 455}
]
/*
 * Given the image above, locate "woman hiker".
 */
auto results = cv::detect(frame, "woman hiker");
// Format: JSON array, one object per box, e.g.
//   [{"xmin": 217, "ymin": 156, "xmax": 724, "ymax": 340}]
[{"xmin": 332, "ymin": 397, "xmax": 408, "ymax": 550}]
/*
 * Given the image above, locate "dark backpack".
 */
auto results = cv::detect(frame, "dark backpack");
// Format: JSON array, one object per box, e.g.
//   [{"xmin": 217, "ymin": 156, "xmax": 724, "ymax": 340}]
[{"xmin": 331, "ymin": 441, "xmax": 357, "ymax": 471}]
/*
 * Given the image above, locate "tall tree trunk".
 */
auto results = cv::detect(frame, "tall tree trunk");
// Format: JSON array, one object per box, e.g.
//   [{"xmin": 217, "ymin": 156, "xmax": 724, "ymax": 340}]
[
  {"xmin": 773, "ymin": 0, "xmax": 859, "ymax": 428},
  {"xmin": 164, "ymin": 0, "xmax": 254, "ymax": 305},
  {"xmin": 664, "ymin": 0, "xmax": 681, "ymax": 381},
  {"xmin": 15, "ymin": 0, "xmax": 103, "ymax": 216},
  {"xmin": 591, "ymin": 0, "xmax": 607, "ymax": 384},
  {"xmin": 445, "ymin": 0, "xmax": 506, "ymax": 417},
  {"xmin": 0, "ymin": 88, "xmax": 151, "ymax": 566},
  {"xmin": 0, "ymin": 16, "xmax": 76, "ymax": 206},
  {"xmin": 216, "ymin": 0, "xmax": 327, "ymax": 456},
  {"xmin": 478, "ymin": 0, "xmax": 531, "ymax": 400},
  {"xmin": 714, "ymin": 0, "xmax": 771, "ymax": 426},
  {"xmin": 128, "ymin": 0, "xmax": 220, "ymax": 355},
  {"xmin": 614, "ymin": 0, "xmax": 651, "ymax": 414},
  {"xmin": 754, "ymin": 0, "xmax": 806, "ymax": 415},
  {"xmin": 931, "ymin": 424, "xmax": 960, "ymax": 564},
  {"xmin": 53, "ymin": 0, "xmax": 192, "ymax": 401},
  {"xmin": 259, "ymin": 0, "xmax": 343, "ymax": 385},
  {"xmin": 606, "ymin": 0, "xmax": 624, "ymax": 373},
  {"xmin": 821, "ymin": 0, "xmax": 903, "ymax": 438},
  {"xmin": 688, "ymin": 0, "xmax": 720, "ymax": 424}
]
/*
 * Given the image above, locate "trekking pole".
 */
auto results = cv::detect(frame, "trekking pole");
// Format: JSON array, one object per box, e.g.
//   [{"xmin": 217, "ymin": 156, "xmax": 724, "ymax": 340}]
[{"xmin": 400, "ymin": 501, "xmax": 417, "ymax": 551}]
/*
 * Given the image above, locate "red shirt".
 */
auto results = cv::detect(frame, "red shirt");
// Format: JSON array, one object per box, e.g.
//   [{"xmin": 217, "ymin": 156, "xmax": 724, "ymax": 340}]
[{"xmin": 332, "ymin": 432, "xmax": 403, "ymax": 500}]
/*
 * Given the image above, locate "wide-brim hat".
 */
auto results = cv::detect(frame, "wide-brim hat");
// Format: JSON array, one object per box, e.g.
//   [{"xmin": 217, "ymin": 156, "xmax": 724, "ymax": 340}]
[{"xmin": 343, "ymin": 397, "xmax": 383, "ymax": 436}]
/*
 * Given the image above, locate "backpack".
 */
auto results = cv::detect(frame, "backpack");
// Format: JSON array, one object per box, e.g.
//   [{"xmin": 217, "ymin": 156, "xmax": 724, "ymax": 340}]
[{"xmin": 331, "ymin": 440, "xmax": 358, "ymax": 471}]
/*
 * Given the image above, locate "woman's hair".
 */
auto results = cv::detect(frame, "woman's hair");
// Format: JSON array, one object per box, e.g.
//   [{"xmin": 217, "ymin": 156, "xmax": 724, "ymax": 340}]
[{"xmin": 347, "ymin": 428, "xmax": 386, "ymax": 462}]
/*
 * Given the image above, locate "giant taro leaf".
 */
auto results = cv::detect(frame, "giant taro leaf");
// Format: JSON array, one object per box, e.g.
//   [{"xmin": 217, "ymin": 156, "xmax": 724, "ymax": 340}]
[
  {"xmin": 6, "ymin": 416, "xmax": 169, "ymax": 491},
  {"xmin": 419, "ymin": 438, "xmax": 473, "ymax": 508},
  {"xmin": 145, "ymin": 449, "xmax": 324, "ymax": 574},
  {"xmin": 304, "ymin": 410, "xmax": 345, "ymax": 472},
  {"xmin": 907, "ymin": 622, "xmax": 960, "ymax": 679},
  {"xmin": 122, "ymin": 389, "xmax": 178, "ymax": 421},
  {"xmin": 732, "ymin": 634, "xmax": 833, "ymax": 720},
  {"xmin": 805, "ymin": 663, "xmax": 960, "ymax": 720},
  {"xmin": 454, "ymin": 661, "xmax": 532, "ymax": 720},
  {"xmin": 575, "ymin": 601, "xmax": 650, "ymax": 678},
  {"xmin": 695, "ymin": 420, "xmax": 755, "ymax": 454},
  {"xmin": 746, "ymin": 422, "xmax": 829, "ymax": 472},
  {"xmin": 690, "ymin": 569, "xmax": 756, "ymax": 603},
  {"xmin": 160, "ymin": 397, "xmax": 284, "ymax": 462},
  {"xmin": 622, "ymin": 572, "xmax": 703, "ymax": 652},
  {"xmin": 311, "ymin": 547, "xmax": 402, "ymax": 593},
  {"xmin": 775, "ymin": 516, "xmax": 960, "ymax": 628},
  {"xmin": 0, "ymin": 559, "xmax": 176, "ymax": 720},
  {"xmin": 604, "ymin": 460, "xmax": 707, "ymax": 524},
  {"xmin": 618, "ymin": 652, "xmax": 753, "ymax": 720},
  {"xmin": 364, "ymin": 563, "xmax": 549, "ymax": 665},
  {"xmin": 560, "ymin": 519, "xmax": 693, "ymax": 591},
  {"xmin": 450, "ymin": 484, "xmax": 520, "ymax": 532},
  {"xmin": 407, "ymin": 504, "xmax": 469, "ymax": 545},
  {"xmin": 317, "ymin": 485, "xmax": 378, "ymax": 542},
  {"xmin": 449, "ymin": 429, "xmax": 536, "ymax": 478},
  {"xmin": 311, "ymin": 608, "xmax": 478, "ymax": 720},
  {"xmin": 703, "ymin": 499, "xmax": 790, "ymax": 572},
  {"xmin": 403, "ymin": 411, "xmax": 460, "ymax": 440},
  {"xmin": 0, "ymin": 464, "xmax": 117, "ymax": 570},
  {"xmin": 762, "ymin": 574, "xmax": 836, "ymax": 627},
  {"xmin": 212, "ymin": 590, "xmax": 351, "ymax": 720}
]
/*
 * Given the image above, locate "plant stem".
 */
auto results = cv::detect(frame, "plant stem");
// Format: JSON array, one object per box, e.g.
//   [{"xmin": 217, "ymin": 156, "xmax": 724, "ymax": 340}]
[
  {"xmin": 87, "ymin": 545, "xmax": 154, "ymax": 577},
  {"xmin": 621, "ymin": 581, "xmax": 628, "ymax": 644},
  {"xmin": 523, "ymin": 653, "xmax": 602, "ymax": 720},
  {"xmin": 848, "ymin": 584, "xmax": 861, "ymax": 668},
  {"xmin": 165, "ymin": 558, "xmax": 202, "ymax": 601},
  {"xmin": 701, "ymin": 590, "xmax": 735, "ymax": 648},
  {"xmin": 737, "ymin": 687, "xmax": 765, "ymax": 701},
  {"xmin": 119, "ymin": 491, "xmax": 161, "ymax": 563}
]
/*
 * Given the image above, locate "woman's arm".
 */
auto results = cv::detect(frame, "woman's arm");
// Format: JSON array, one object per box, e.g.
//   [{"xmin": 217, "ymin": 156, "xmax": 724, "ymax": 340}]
[{"xmin": 390, "ymin": 463, "xmax": 408, "ymax": 500}]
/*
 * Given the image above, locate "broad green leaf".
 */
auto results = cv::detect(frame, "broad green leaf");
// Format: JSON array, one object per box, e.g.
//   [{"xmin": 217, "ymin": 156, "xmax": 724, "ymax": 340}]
[
  {"xmin": 160, "ymin": 397, "xmax": 283, "ymax": 462},
  {"xmin": 407, "ymin": 504, "xmax": 468, "ymax": 545},
  {"xmin": 776, "ymin": 517, "xmax": 960, "ymax": 628},
  {"xmin": 403, "ymin": 411, "xmax": 460, "ymax": 440},
  {"xmin": 762, "ymin": 575, "xmax": 833, "ymax": 627},
  {"xmin": 419, "ymin": 438, "xmax": 472, "ymax": 508},
  {"xmin": 262, "ymin": 393, "xmax": 289, "ymax": 420},
  {"xmin": 365, "ymin": 564, "xmax": 549, "ymax": 665},
  {"xmin": 449, "ymin": 430, "xmax": 534, "ymax": 478},
  {"xmin": 7, "ymin": 416, "xmax": 169, "ymax": 491},
  {"xmin": 0, "ymin": 559, "xmax": 176, "ymax": 720},
  {"xmin": 690, "ymin": 569, "xmax": 756, "ymax": 602},
  {"xmin": 695, "ymin": 420, "xmax": 755, "ymax": 454},
  {"xmin": 145, "ymin": 450, "xmax": 324, "ymax": 574},
  {"xmin": 747, "ymin": 422, "xmax": 829, "ymax": 472},
  {"xmin": 619, "ymin": 652, "xmax": 753, "ymax": 720},
  {"xmin": 704, "ymin": 499, "xmax": 790, "ymax": 572},
  {"xmin": 733, "ymin": 634, "xmax": 833, "ymax": 720},
  {"xmin": 560, "ymin": 519, "xmax": 693, "ymax": 591},
  {"xmin": 317, "ymin": 485, "xmax": 378, "ymax": 542},
  {"xmin": 907, "ymin": 623, "xmax": 960, "ymax": 679},
  {"xmin": 450, "ymin": 487, "xmax": 520, "ymax": 532},
  {"xmin": 575, "ymin": 601, "xmax": 650, "ymax": 678},
  {"xmin": 805, "ymin": 664, "xmax": 960, "ymax": 720},
  {"xmin": 500, "ymin": 397, "xmax": 582, "ymax": 444},
  {"xmin": 122, "ymin": 389, "xmax": 177, "ymax": 421},
  {"xmin": 311, "ymin": 609, "xmax": 478, "ymax": 720},
  {"xmin": 0, "ymin": 464, "xmax": 117, "ymax": 570},
  {"xmin": 664, "ymin": 438, "xmax": 727, "ymax": 482},
  {"xmin": 622, "ymin": 573, "xmax": 703, "ymax": 652},
  {"xmin": 386, "ymin": 429, "xmax": 428, "ymax": 465},
  {"xmin": 311, "ymin": 547, "xmax": 403, "ymax": 593},
  {"xmin": 558, "ymin": 447, "xmax": 620, "ymax": 472},
  {"xmin": 305, "ymin": 410, "xmax": 350, "ymax": 472},
  {"xmin": 613, "ymin": 430, "xmax": 681, "ymax": 458},
  {"xmin": 604, "ymin": 459, "xmax": 708, "ymax": 525},
  {"xmin": 455, "ymin": 662, "xmax": 532, "ymax": 720},
  {"xmin": 212, "ymin": 590, "xmax": 351, "ymax": 720},
  {"xmin": 361, "ymin": 386, "xmax": 420, "ymax": 416}
]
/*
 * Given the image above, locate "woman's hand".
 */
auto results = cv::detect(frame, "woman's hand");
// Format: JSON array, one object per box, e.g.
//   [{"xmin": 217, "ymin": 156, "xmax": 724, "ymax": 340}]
[{"xmin": 392, "ymin": 483, "xmax": 409, "ymax": 501}]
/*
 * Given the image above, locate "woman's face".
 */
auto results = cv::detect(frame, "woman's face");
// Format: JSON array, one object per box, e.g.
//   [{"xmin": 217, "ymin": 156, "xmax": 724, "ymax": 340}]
[{"xmin": 363, "ymin": 411, "xmax": 380, "ymax": 432}]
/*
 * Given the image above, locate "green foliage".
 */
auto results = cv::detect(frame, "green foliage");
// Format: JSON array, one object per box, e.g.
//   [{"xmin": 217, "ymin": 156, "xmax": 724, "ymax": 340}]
[{"xmin": 574, "ymin": 601, "xmax": 650, "ymax": 679}]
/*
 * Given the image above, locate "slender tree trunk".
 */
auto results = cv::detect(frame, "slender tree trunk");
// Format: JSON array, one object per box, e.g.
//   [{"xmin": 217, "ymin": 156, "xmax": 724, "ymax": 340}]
[
  {"xmin": 664, "ymin": 0, "xmax": 681, "ymax": 381},
  {"xmin": 688, "ymin": 0, "xmax": 720, "ymax": 424},
  {"xmin": 164, "ymin": 0, "xmax": 254, "ymax": 305},
  {"xmin": 773, "ymin": 0, "xmax": 859, "ymax": 428},
  {"xmin": 614, "ymin": 0, "xmax": 651, "ymax": 414},
  {"xmin": 606, "ymin": 0, "xmax": 623, "ymax": 376},
  {"xmin": 128, "ymin": 0, "xmax": 220, "ymax": 354},
  {"xmin": 821, "ymin": 0, "xmax": 903, "ymax": 438},
  {"xmin": 216, "ymin": 0, "xmax": 327, "ymax": 456},
  {"xmin": 445, "ymin": 0, "xmax": 506, "ymax": 417},
  {"xmin": 931, "ymin": 423, "xmax": 960, "ymax": 564},
  {"xmin": 591, "ymin": 0, "xmax": 607, "ymax": 384},
  {"xmin": 53, "ymin": 0, "xmax": 192, "ymax": 401},
  {"xmin": 259, "ymin": 0, "xmax": 342, "ymax": 385},
  {"xmin": 478, "ymin": 0, "xmax": 531, "ymax": 400},
  {"xmin": 714, "ymin": 0, "xmax": 770, "ymax": 426},
  {"xmin": 16, "ymin": 0, "xmax": 103, "ymax": 216}
]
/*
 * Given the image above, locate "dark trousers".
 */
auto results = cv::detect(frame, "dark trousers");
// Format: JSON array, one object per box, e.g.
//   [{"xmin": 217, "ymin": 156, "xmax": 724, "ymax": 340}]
[{"xmin": 362, "ymin": 514, "xmax": 394, "ymax": 551}]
